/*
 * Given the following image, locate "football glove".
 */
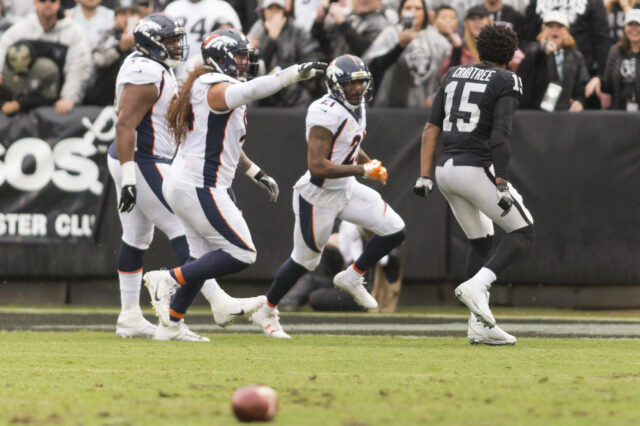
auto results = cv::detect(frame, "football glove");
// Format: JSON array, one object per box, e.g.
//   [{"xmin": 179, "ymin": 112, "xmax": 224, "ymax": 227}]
[
  {"xmin": 252, "ymin": 170, "xmax": 279, "ymax": 203},
  {"xmin": 363, "ymin": 159, "xmax": 388, "ymax": 185},
  {"xmin": 118, "ymin": 185, "xmax": 136, "ymax": 213},
  {"xmin": 413, "ymin": 176, "xmax": 433, "ymax": 198},
  {"xmin": 295, "ymin": 61, "xmax": 327, "ymax": 81},
  {"xmin": 496, "ymin": 182, "xmax": 514, "ymax": 217}
]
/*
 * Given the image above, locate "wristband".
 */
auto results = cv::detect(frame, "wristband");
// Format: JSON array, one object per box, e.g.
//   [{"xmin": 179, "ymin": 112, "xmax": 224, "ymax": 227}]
[
  {"xmin": 244, "ymin": 162, "xmax": 261, "ymax": 179},
  {"xmin": 121, "ymin": 161, "xmax": 136, "ymax": 186}
]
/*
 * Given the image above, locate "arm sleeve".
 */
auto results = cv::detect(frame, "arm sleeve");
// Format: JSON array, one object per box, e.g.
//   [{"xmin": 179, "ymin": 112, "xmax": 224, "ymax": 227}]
[
  {"xmin": 367, "ymin": 44, "xmax": 403, "ymax": 90},
  {"xmin": 337, "ymin": 21, "xmax": 372, "ymax": 57},
  {"xmin": 427, "ymin": 84, "xmax": 446, "ymax": 127},
  {"xmin": 490, "ymin": 96, "xmax": 519, "ymax": 180},
  {"xmin": 59, "ymin": 27, "xmax": 91, "ymax": 103}
]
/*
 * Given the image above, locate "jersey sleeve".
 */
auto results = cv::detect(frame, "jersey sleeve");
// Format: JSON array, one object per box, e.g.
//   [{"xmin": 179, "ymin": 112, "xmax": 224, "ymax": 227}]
[
  {"xmin": 119, "ymin": 58, "xmax": 164, "ymax": 92},
  {"xmin": 306, "ymin": 99, "xmax": 343, "ymax": 136},
  {"xmin": 494, "ymin": 69, "xmax": 523, "ymax": 102}
]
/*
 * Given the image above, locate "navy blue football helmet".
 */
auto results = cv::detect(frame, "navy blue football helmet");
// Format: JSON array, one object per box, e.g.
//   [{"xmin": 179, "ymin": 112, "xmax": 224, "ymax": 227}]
[
  {"xmin": 325, "ymin": 55, "xmax": 373, "ymax": 109},
  {"xmin": 201, "ymin": 29, "xmax": 257, "ymax": 81},
  {"xmin": 133, "ymin": 13, "xmax": 188, "ymax": 68}
]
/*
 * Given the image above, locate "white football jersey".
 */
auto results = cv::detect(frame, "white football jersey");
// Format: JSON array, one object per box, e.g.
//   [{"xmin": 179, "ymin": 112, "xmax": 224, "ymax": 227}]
[
  {"xmin": 115, "ymin": 52, "xmax": 178, "ymax": 160},
  {"xmin": 300, "ymin": 94, "xmax": 367, "ymax": 190},
  {"xmin": 171, "ymin": 73, "xmax": 247, "ymax": 189},
  {"xmin": 165, "ymin": 0, "xmax": 242, "ymax": 63}
]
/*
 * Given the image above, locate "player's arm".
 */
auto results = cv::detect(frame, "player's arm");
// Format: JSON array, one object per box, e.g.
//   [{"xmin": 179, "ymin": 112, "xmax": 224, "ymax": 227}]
[
  {"xmin": 207, "ymin": 62, "xmax": 327, "ymax": 112},
  {"xmin": 308, "ymin": 126, "xmax": 387, "ymax": 184},
  {"xmin": 238, "ymin": 149, "xmax": 279, "ymax": 203},
  {"xmin": 114, "ymin": 83, "xmax": 158, "ymax": 212},
  {"xmin": 356, "ymin": 149, "xmax": 371, "ymax": 164},
  {"xmin": 414, "ymin": 86, "xmax": 444, "ymax": 197},
  {"xmin": 490, "ymin": 95, "xmax": 519, "ymax": 215}
]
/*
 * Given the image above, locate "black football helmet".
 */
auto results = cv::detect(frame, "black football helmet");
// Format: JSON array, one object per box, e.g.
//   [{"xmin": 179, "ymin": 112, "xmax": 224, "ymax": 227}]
[
  {"xmin": 133, "ymin": 13, "xmax": 188, "ymax": 68},
  {"xmin": 325, "ymin": 55, "xmax": 373, "ymax": 110},
  {"xmin": 201, "ymin": 29, "xmax": 257, "ymax": 81}
]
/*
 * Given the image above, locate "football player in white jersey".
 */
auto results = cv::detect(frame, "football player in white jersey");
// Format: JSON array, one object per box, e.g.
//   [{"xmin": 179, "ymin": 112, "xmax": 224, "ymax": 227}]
[
  {"xmin": 250, "ymin": 55, "xmax": 407, "ymax": 338},
  {"xmin": 141, "ymin": 29, "xmax": 327, "ymax": 338},
  {"xmin": 110, "ymin": 15, "xmax": 271, "ymax": 342}
]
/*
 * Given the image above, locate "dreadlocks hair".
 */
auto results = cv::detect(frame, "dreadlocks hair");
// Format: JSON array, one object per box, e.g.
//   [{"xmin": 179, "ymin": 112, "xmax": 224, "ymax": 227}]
[
  {"xmin": 476, "ymin": 24, "xmax": 518, "ymax": 66},
  {"xmin": 167, "ymin": 65, "xmax": 212, "ymax": 145}
]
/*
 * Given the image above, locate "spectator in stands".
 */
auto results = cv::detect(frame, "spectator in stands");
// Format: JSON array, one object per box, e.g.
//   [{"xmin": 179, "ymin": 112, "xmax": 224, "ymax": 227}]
[
  {"xmin": 311, "ymin": 0, "xmax": 393, "ymax": 61},
  {"xmin": 433, "ymin": 5, "xmax": 460, "ymax": 45},
  {"xmin": 0, "ymin": 40, "xmax": 60, "ymax": 114},
  {"xmin": 71, "ymin": 0, "xmax": 114, "ymax": 52},
  {"xmin": 517, "ymin": 11, "xmax": 589, "ymax": 111},
  {"xmin": 364, "ymin": 0, "xmax": 449, "ymax": 107},
  {"xmin": 605, "ymin": 0, "xmax": 640, "ymax": 45},
  {"xmin": 85, "ymin": 0, "xmax": 138, "ymax": 105},
  {"xmin": 247, "ymin": 0, "xmax": 320, "ymax": 106},
  {"xmin": 520, "ymin": 0, "xmax": 611, "ymax": 108},
  {"xmin": 0, "ymin": 1, "xmax": 15, "ymax": 37},
  {"xmin": 480, "ymin": 0, "xmax": 524, "ymax": 38},
  {"xmin": 440, "ymin": 6, "xmax": 491, "ymax": 71},
  {"xmin": 164, "ymin": 0, "xmax": 241, "ymax": 76},
  {"xmin": 135, "ymin": 0, "xmax": 152, "ymax": 16},
  {"xmin": 601, "ymin": 9, "xmax": 640, "ymax": 110},
  {"xmin": 0, "ymin": 0, "xmax": 90, "ymax": 115}
]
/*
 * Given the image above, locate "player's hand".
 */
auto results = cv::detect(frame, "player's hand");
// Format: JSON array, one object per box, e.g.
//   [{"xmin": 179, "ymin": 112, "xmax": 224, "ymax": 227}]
[
  {"xmin": 296, "ymin": 61, "xmax": 327, "ymax": 81},
  {"xmin": 413, "ymin": 176, "xmax": 433, "ymax": 197},
  {"xmin": 496, "ymin": 182, "xmax": 513, "ymax": 217},
  {"xmin": 118, "ymin": 185, "xmax": 137, "ymax": 213},
  {"xmin": 363, "ymin": 159, "xmax": 388, "ymax": 185},
  {"xmin": 253, "ymin": 170, "xmax": 279, "ymax": 203}
]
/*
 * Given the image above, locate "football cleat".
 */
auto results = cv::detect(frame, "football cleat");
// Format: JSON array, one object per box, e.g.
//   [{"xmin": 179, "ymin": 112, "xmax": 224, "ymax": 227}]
[
  {"xmin": 154, "ymin": 320, "xmax": 210, "ymax": 342},
  {"xmin": 210, "ymin": 293, "xmax": 267, "ymax": 328},
  {"xmin": 115, "ymin": 305, "xmax": 157, "ymax": 339},
  {"xmin": 250, "ymin": 306, "xmax": 290, "ymax": 339},
  {"xmin": 454, "ymin": 279, "xmax": 496, "ymax": 328},
  {"xmin": 333, "ymin": 269, "xmax": 378, "ymax": 310},
  {"xmin": 143, "ymin": 270, "xmax": 179, "ymax": 327},
  {"xmin": 468, "ymin": 313, "xmax": 516, "ymax": 345}
]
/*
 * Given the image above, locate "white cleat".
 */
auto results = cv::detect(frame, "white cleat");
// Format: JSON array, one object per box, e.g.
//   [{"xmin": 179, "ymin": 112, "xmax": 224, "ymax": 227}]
[
  {"xmin": 454, "ymin": 279, "xmax": 496, "ymax": 328},
  {"xmin": 154, "ymin": 320, "xmax": 210, "ymax": 342},
  {"xmin": 211, "ymin": 294, "xmax": 267, "ymax": 328},
  {"xmin": 468, "ymin": 313, "xmax": 516, "ymax": 345},
  {"xmin": 115, "ymin": 305, "xmax": 157, "ymax": 339},
  {"xmin": 250, "ymin": 307, "xmax": 290, "ymax": 339},
  {"xmin": 143, "ymin": 270, "xmax": 179, "ymax": 326},
  {"xmin": 333, "ymin": 270, "xmax": 378, "ymax": 310}
]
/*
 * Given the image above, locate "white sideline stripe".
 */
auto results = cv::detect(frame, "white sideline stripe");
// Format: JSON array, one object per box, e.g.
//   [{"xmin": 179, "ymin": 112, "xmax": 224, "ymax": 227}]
[{"xmin": 27, "ymin": 322, "xmax": 640, "ymax": 336}]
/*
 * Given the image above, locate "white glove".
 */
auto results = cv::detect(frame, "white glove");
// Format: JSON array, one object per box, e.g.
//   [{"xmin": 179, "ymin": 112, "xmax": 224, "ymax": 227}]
[
  {"xmin": 413, "ymin": 176, "xmax": 433, "ymax": 198},
  {"xmin": 496, "ymin": 182, "xmax": 514, "ymax": 217},
  {"xmin": 277, "ymin": 61, "xmax": 328, "ymax": 86},
  {"xmin": 246, "ymin": 163, "xmax": 279, "ymax": 203}
]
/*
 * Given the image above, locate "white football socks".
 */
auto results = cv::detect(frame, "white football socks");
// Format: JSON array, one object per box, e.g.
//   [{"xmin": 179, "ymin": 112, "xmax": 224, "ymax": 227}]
[
  {"xmin": 119, "ymin": 270, "xmax": 142, "ymax": 307},
  {"xmin": 201, "ymin": 279, "xmax": 222, "ymax": 301},
  {"xmin": 342, "ymin": 263, "xmax": 364, "ymax": 283},
  {"xmin": 472, "ymin": 267, "xmax": 497, "ymax": 291}
]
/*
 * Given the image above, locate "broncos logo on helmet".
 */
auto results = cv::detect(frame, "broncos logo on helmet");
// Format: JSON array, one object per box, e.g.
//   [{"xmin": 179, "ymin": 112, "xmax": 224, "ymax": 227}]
[
  {"xmin": 325, "ymin": 55, "xmax": 373, "ymax": 110},
  {"xmin": 201, "ymin": 29, "xmax": 257, "ymax": 81},
  {"xmin": 133, "ymin": 13, "xmax": 188, "ymax": 68}
]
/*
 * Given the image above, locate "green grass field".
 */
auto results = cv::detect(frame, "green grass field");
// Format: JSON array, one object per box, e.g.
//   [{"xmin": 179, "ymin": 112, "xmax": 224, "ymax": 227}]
[{"xmin": 1, "ymin": 330, "xmax": 639, "ymax": 426}]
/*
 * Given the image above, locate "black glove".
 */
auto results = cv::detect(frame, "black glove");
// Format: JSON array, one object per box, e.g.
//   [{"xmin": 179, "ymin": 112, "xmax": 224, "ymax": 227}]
[
  {"xmin": 253, "ymin": 170, "xmax": 279, "ymax": 203},
  {"xmin": 413, "ymin": 176, "xmax": 434, "ymax": 197},
  {"xmin": 297, "ymin": 61, "xmax": 328, "ymax": 81},
  {"xmin": 496, "ymin": 182, "xmax": 513, "ymax": 217},
  {"xmin": 118, "ymin": 185, "xmax": 136, "ymax": 213}
]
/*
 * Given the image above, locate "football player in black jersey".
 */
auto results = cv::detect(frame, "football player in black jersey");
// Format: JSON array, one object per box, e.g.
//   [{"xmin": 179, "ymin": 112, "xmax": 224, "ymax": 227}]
[{"xmin": 414, "ymin": 24, "xmax": 535, "ymax": 345}]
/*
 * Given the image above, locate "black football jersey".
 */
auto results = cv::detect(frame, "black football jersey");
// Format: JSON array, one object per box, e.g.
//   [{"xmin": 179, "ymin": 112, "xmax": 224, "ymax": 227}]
[{"xmin": 429, "ymin": 62, "xmax": 522, "ymax": 168}]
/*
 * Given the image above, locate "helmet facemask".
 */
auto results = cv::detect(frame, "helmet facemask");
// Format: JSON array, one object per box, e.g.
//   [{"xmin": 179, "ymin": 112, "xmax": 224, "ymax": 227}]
[{"xmin": 160, "ymin": 29, "xmax": 188, "ymax": 68}]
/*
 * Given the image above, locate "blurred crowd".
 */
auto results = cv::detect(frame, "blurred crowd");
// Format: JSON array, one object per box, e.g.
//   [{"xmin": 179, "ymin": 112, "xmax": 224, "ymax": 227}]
[{"xmin": 1, "ymin": 0, "xmax": 639, "ymax": 115}]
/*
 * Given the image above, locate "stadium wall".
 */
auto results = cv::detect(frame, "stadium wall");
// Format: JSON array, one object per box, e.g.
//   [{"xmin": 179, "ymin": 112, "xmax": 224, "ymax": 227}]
[{"xmin": 0, "ymin": 107, "xmax": 638, "ymax": 306}]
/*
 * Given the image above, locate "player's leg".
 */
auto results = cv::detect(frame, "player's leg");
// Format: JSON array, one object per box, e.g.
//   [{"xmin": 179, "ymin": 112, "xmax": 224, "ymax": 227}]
[
  {"xmin": 252, "ymin": 191, "xmax": 338, "ymax": 338},
  {"xmin": 335, "ymin": 182, "xmax": 406, "ymax": 309},
  {"xmin": 138, "ymin": 161, "xmax": 227, "ymax": 324},
  {"xmin": 108, "ymin": 156, "xmax": 157, "ymax": 338},
  {"xmin": 144, "ymin": 179, "xmax": 264, "ymax": 335},
  {"xmin": 436, "ymin": 161, "xmax": 498, "ymax": 327},
  {"xmin": 461, "ymin": 166, "xmax": 535, "ymax": 278}
]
